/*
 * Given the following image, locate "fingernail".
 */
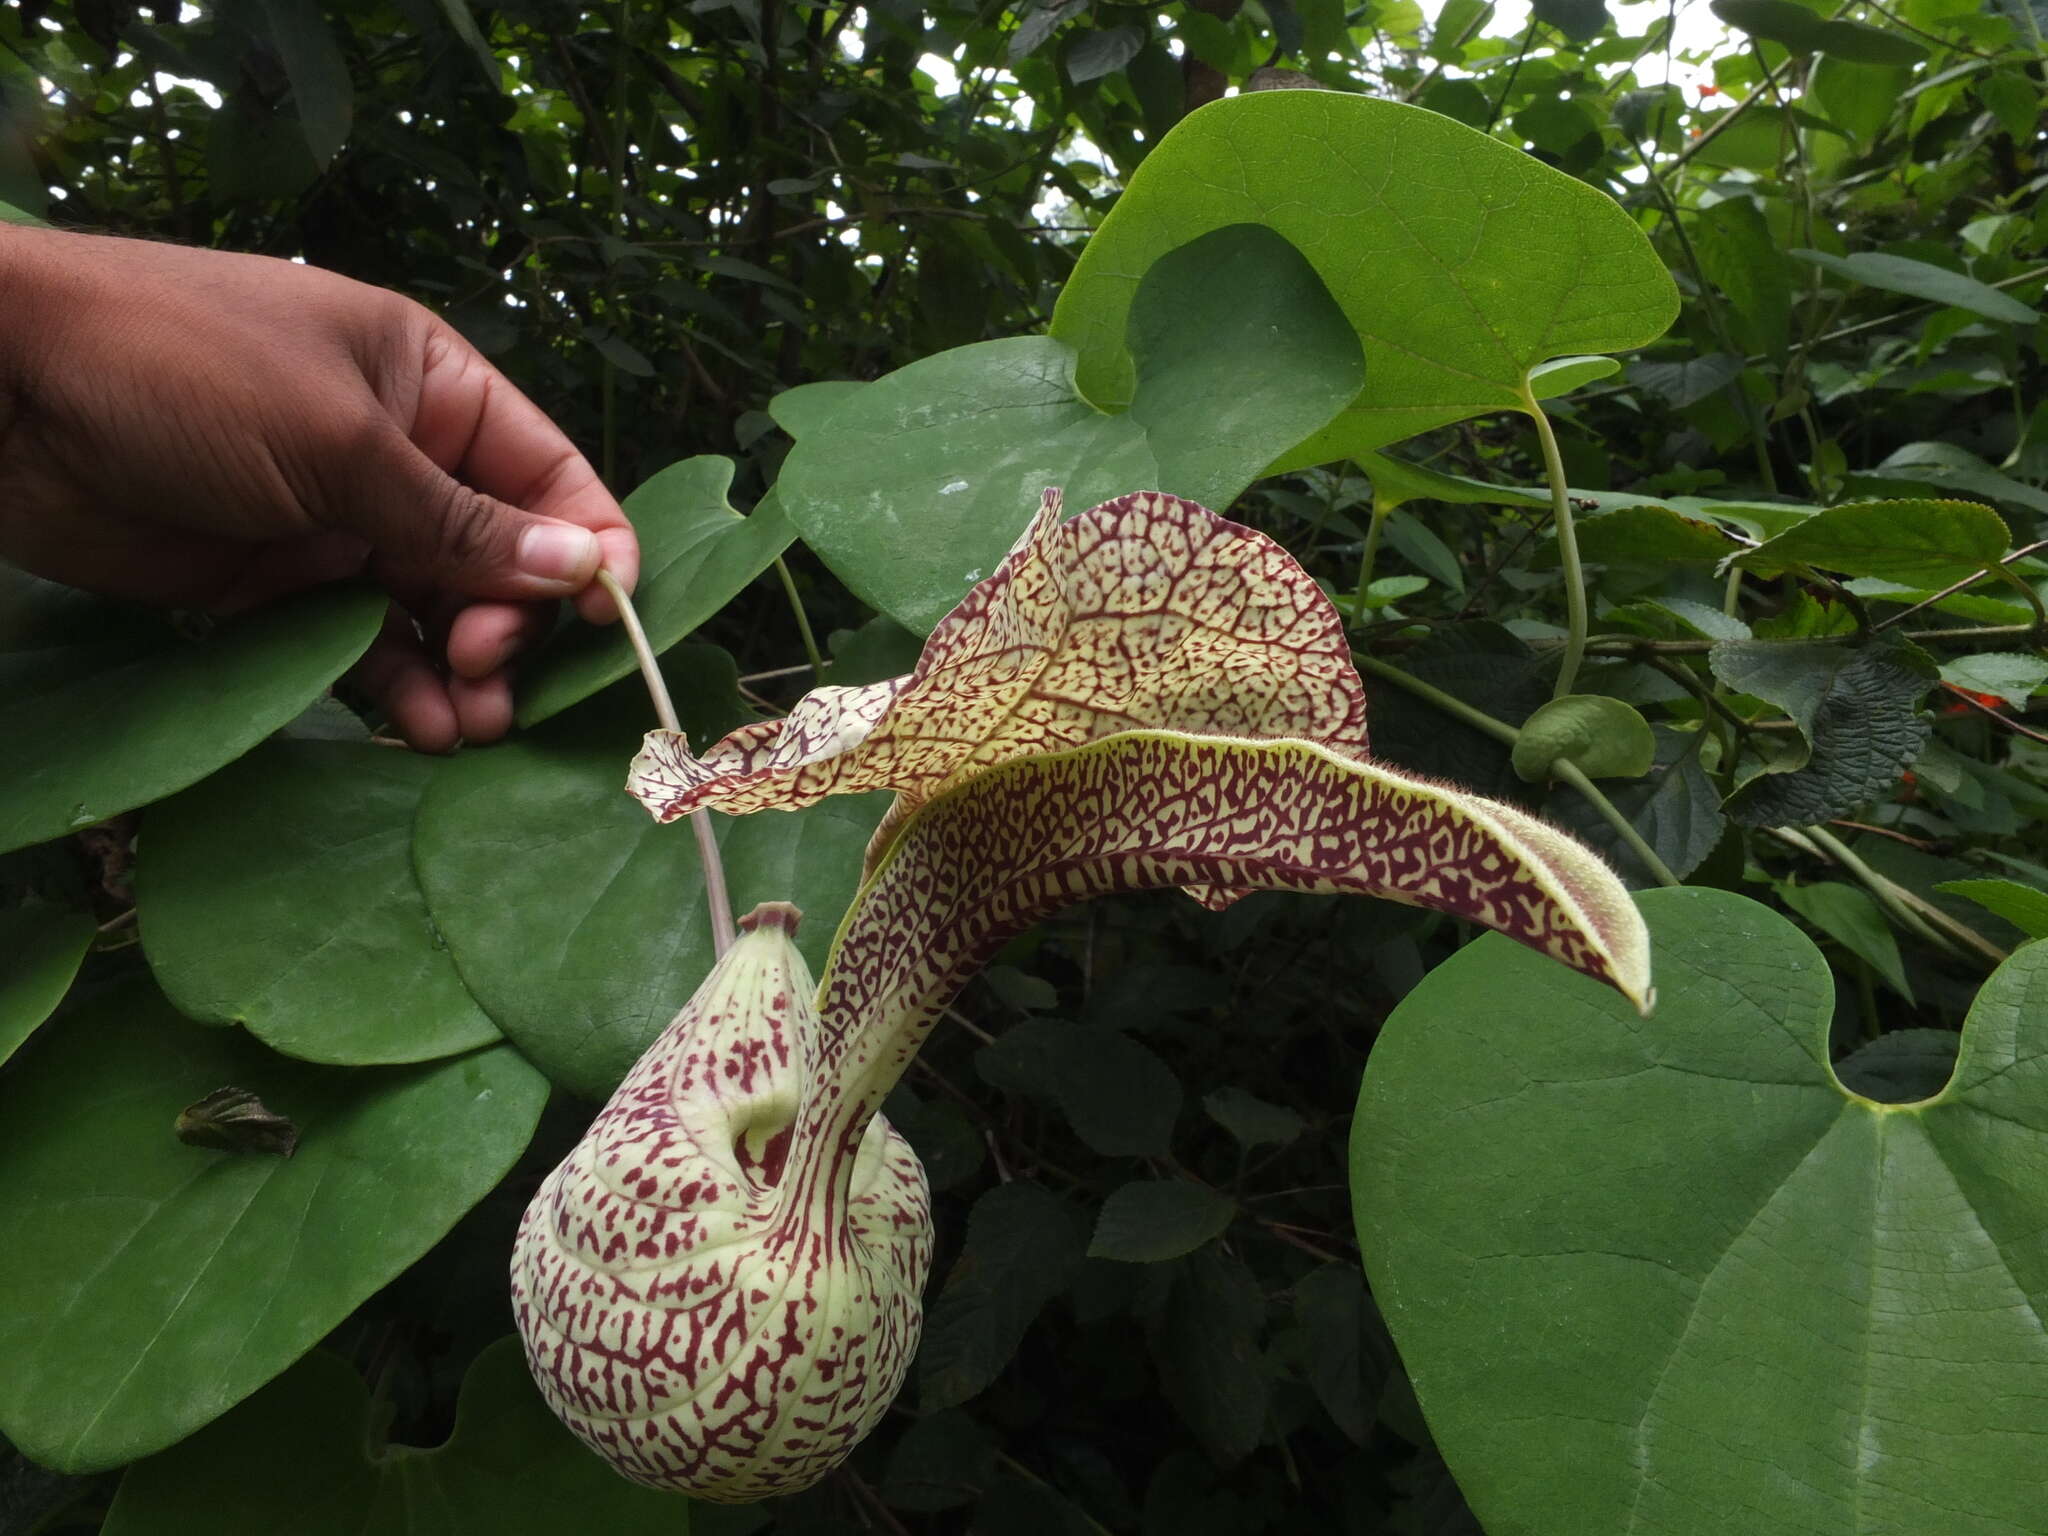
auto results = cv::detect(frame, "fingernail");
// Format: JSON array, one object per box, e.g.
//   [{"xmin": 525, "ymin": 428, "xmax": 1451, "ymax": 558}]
[{"xmin": 518, "ymin": 523, "xmax": 600, "ymax": 584}]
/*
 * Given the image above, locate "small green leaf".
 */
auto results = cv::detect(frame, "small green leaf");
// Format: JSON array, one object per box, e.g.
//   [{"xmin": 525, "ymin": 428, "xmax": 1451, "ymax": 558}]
[
  {"xmin": 1711, "ymin": 636, "xmax": 1935, "ymax": 826},
  {"xmin": 1527, "ymin": 354, "xmax": 1621, "ymax": 398},
  {"xmin": 264, "ymin": 0, "xmax": 353, "ymax": 167},
  {"xmin": 880, "ymin": 1411, "xmax": 996, "ymax": 1512},
  {"xmin": 1203, "ymin": 1086, "xmax": 1307, "ymax": 1148},
  {"xmin": 517, "ymin": 459, "xmax": 793, "ymax": 726},
  {"xmin": 1362, "ymin": 574, "xmax": 1430, "ymax": 608},
  {"xmin": 139, "ymin": 741, "xmax": 498, "ymax": 1066},
  {"xmin": 101, "ymin": 1340, "xmax": 692, "ymax": 1535},
  {"xmin": 977, "ymin": 1019, "xmax": 1183, "ymax": 1156},
  {"xmin": 1939, "ymin": 652, "xmax": 2048, "ymax": 710},
  {"xmin": 1561, "ymin": 506, "xmax": 1738, "ymax": 567},
  {"xmin": 1512, "ymin": 696, "xmax": 1656, "ymax": 782},
  {"xmin": 1090, "ymin": 1180, "xmax": 1237, "ymax": 1262},
  {"xmin": 919, "ymin": 1183, "xmax": 1085, "ymax": 1410},
  {"xmin": 1151, "ymin": 1250, "xmax": 1270, "ymax": 1463},
  {"xmin": 1777, "ymin": 880, "xmax": 1913, "ymax": 998},
  {"xmin": 0, "ymin": 904, "xmax": 94, "ymax": 1067},
  {"xmin": 1791, "ymin": 249, "xmax": 2039, "ymax": 326},
  {"xmin": 0, "ymin": 979, "xmax": 547, "ymax": 1472},
  {"xmin": 1733, "ymin": 497, "xmax": 2011, "ymax": 587},
  {"xmin": 1936, "ymin": 878, "xmax": 2048, "ymax": 939},
  {"xmin": 0, "ymin": 577, "xmax": 384, "ymax": 857},
  {"xmin": 1067, "ymin": 24, "xmax": 1143, "ymax": 80}
]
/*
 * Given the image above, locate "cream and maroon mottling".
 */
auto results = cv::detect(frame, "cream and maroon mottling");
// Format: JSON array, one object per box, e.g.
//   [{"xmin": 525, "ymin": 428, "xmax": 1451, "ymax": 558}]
[
  {"xmin": 511, "ymin": 906, "xmax": 931, "ymax": 1503},
  {"xmin": 625, "ymin": 489, "xmax": 1372, "ymax": 879},
  {"xmin": 815, "ymin": 731, "xmax": 1652, "ymax": 1127}
]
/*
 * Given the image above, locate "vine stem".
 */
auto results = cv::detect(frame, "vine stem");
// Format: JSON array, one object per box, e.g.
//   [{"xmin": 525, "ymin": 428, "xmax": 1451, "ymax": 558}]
[
  {"xmin": 1352, "ymin": 653, "xmax": 1682, "ymax": 889},
  {"xmin": 1350, "ymin": 497, "xmax": 1390, "ymax": 624},
  {"xmin": 595, "ymin": 568, "xmax": 737, "ymax": 957},
  {"xmin": 1523, "ymin": 396, "xmax": 1588, "ymax": 700},
  {"xmin": 773, "ymin": 555, "xmax": 826, "ymax": 682},
  {"xmin": 1787, "ymin": 824, "xmax": 2007, "ymax": 968}
]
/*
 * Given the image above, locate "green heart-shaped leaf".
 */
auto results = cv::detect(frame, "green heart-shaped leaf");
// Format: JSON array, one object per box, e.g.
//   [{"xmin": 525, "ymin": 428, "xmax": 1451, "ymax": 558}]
[
  {"xmin": 101, "ymin": 1339, "xmax": 692, "ymax": 1535},
  {"xmin": 0, "ymin": 979, "xmax": 547, "ymax": 1472},
  {"xmin": 138, "ymin": 741, "xmax": 499, "ymax": 1065},
  {"xmin": 779, "ymin": 223, "xmax": 1364, "ymax": 633},
  {"xmin": 0, "ymin": 575, "xmax": 384, "ymax": 855},
  {"xmin": 1353, "ymin": 886, "xmax": 2048, "ymax": 1536},
  {"xmin": 515, "ymin": 456, "xmax": 794, "ymax": 727},
  {"xmin": 1051, "ymin": 93, "xmax": 1677, "ymax": 465},
  {"xmin": 0, "ymin": 903, "xmax": 94, "ymax": 1066},
  {"xmin": 415, "ymin": 656, "xmax": 886, "ymax": 1099}
]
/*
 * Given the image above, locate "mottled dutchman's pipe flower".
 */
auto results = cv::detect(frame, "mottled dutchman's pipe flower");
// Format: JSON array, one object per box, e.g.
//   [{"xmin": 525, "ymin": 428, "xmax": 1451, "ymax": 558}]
[{"xmin": 513, "ymin": 490, "xmax": 1654, "ymax": 1501}]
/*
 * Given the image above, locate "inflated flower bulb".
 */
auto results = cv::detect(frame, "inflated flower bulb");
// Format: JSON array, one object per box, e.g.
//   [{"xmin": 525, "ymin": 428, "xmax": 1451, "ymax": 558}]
[{"xmin": 511, "ymin": 902, "xmax": 932, "ymax": 1502}]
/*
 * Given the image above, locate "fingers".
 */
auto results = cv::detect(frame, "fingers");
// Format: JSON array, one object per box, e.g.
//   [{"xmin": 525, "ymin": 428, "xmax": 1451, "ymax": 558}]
[
  {"xmin": 447, "ymin": 601, "xmax": 554, "ymax": 681},
  {"xmin": 408, "ymin": 321, "xmax": 640, "ymax": 606},
  {"xmin": 349, "ymin": 605, "xmax": 523, "ymax": 751}
]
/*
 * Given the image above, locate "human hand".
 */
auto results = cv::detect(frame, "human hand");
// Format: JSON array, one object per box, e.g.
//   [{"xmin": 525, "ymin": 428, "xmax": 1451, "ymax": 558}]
[{"xmin": 0, "ymin": 226, "xmax": 638, "ymax": 751}]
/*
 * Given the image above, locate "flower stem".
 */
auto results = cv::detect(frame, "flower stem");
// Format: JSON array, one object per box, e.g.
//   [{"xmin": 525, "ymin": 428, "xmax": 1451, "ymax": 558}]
[
  {"xmin": 1524, "ymin": 396, "xmax": 1588, "ymax": 700},
  {"xmin": 774, "ymin": 555, "xmax": 827, "ymax": 683},
  {"xmin": 596, "ymin": 568, "xmax": 737, "ymax": 957}
]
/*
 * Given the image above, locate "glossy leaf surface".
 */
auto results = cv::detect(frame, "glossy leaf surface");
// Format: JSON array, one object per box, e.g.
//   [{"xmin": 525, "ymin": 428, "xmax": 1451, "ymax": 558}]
[
  {"xmin": 1051, "ymin": 93, "xmax": 1677, "ymax": 462},
  {"xmin": 0, "ymin": 576, "xmax": 383, "ymax": 855},
  {"xmin": 515, "ymin": 457, "xmax": 795, "ymax": 727},
  {"xmin": 778, "ymin": 224, "xmax": 1364, "ymax": 633},
  {"xmin": 0, "ymin": 980, "xmax": 547, "ymax": 1472},
  {"xmin": 102, "ymin": 1340, "xmax": 692, "ymax": 1535},
  {"xmin": 416, "ymin": 658, "xmax": 885, "ymax": 1099},
  {"xmin": 1354, "ymin": 887, "xmax": 2048, "ymax": 1536},
  {"xmin": 139, "ymin": 740, "xmax": 498, "ymax": 1065},
  {"xmin": 0, "ymin": 903, "xmax": 93, "ymax": 1066}
]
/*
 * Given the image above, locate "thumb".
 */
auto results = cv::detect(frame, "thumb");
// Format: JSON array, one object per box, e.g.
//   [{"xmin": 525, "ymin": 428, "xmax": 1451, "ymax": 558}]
[{"xmin": 341, "ymin": 426, "xmax": 605, "ymax": 601}]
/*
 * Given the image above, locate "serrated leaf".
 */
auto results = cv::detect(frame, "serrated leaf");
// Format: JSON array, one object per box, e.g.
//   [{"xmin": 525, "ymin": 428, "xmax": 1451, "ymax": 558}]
[
  {"xmin": 778, "ymin": 224, "xmax": 1364, "ymax": 634},
  {"xmin": 919, "ymin": 1183, "xmax": 1084, "ymax": 1409},
  {"xmin": 1711, "ymin": 637, "xmax": 1935, "ymax": 826},
  {"xmin": 139, "ymin": 741, "xmax": 498, "ymax": 1066},
  {"xmin": 1732, "ymin": 497, "xmax": 2011, "ymax": 587},
  {"xmin": 1090, "ymin": 1180, "xmax": 1236, "ymax": 1262},
  {"xmin": 1559, "ymin": 505, "xmax": 1739, "ymax": 567},
  {"xmin": 1791, "ymin": 249, "xmax": 2039, "ymax": 325},
  {"xmin": 1151, "ymin": 1250, "xmax": 1270, "ymax": 1463},
  {"xmin": 1512, "ymin": 695, "xmax": 1656, "ymax": 782},
  {"xmin": 1553, "ymin": 728, "xmax": 1727, "ymax": 887},
  {"xmin": 1355, "ymin": 887, "xmax": 2048, "ymax": 1535},
  {"xmin": 0, "ymin": 978, "xmax": 547, "ymax": 1472},
  {"xmin": 1204, "ymin": 1085, "xmax": 1306, "ymax": 1148},
  {"xmin": 0, "ymin": 576, "xmax": 383, "ymax": 857},
  {"xmin": 1939, "ymin": 652, "xmax": 2048, "ymax": 710},
  {"xmin": 516, "ymin": 457, "xmax": 794, "ymax": 726},
  {"xmin": 100, "ymin": 1341, "xmax": 691, "ymax": 1535},
  {"xmin": 1936, "ymin": 879, "xmax": 2048, "ymax": 938},
  {"xmin": 1777, "ymin": 879, "xmax": 1913, "ymax": 998},
  {"xmin": 1052, "ymin": 94, "xmax": 1677, "ymax": 464},
  {"xmin": 0, "ymin": 904, "xmax": 94, "ymax": 1067}
]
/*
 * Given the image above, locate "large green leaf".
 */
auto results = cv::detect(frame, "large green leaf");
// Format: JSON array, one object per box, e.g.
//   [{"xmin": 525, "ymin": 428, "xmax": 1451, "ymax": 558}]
[
  {"xmin": 0, "ymin": 903, "xmax": 94, "ymax": 1066},
  {"xmin": 1050, "ymin": 93, "xmax": 1677, "ymax": 463},
  {"xmin": 1732, "ymin": 496, "xmax": 2012, "ymax": 586},
  {"xmin": 0, "ymin": 979, "xmax": 547, "ymax": 1473},
  {"xmin": 102, "ymin": 1339, "xmax": 691, "ymax": 1535},
  {"xmin": 0, "ymin": 576, "xmax": 384, "ymax": 855},
  {"xmin": 138, "ymin": 741, "xmax": 499, "ymax": 1065},
  {"xmin": 1353, "ymin": 886, "xmax": 2048, "ymax": 1536},
  {"xmin": 416, "ymin": 658, "xmax": 886, "ymax": 1099},
  {"xmin": 515, "ymin": 457, "xmax": 795, "ymax": 726},
  {"xmin": 778, "ymin": 222, "xmax": 1364, "ymax": 633}
]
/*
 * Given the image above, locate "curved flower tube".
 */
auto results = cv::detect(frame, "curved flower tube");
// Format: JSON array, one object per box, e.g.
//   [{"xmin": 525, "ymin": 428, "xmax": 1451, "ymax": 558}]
[{"xmin": 515, "ymin": 489, "xmax": 1655, "ymax": 1501}]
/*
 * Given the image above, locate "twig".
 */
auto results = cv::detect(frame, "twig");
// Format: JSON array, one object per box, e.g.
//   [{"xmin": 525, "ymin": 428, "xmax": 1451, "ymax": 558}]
[
  {"xmin": 773, "ymin": 556, "xmax": 827, "ymax": 683},
  {"xmin": 1939, "ymin": 683, "xmax": 2048, "ymax": 746},
  {"xmin": 1870, "ymin": 538, "xmax": 2048, "ymax": 634},
  {"xmin": 596, "ymin": 570, "xmax": 736, "ymax": 957}
]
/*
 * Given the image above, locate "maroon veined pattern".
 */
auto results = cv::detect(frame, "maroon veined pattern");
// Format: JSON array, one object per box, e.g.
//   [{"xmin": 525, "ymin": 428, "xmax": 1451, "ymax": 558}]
[
  {"xmin": 511, "ymin": 905, "xmax": 933, "ymax": 1503},
  {"xmin": 625, "ymin": 490, "xmax": 1371, "ymax": 880},
  {"xmin": 806, "ymin": 730, "xmax": 1652, "ymax": 1136}
]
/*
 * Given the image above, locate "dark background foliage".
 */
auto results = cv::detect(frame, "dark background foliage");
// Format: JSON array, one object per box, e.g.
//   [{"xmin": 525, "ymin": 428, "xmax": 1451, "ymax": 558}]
[{"xmin": 2, "ymin": 0, "xmax": 2044, "ymax": 1528}]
